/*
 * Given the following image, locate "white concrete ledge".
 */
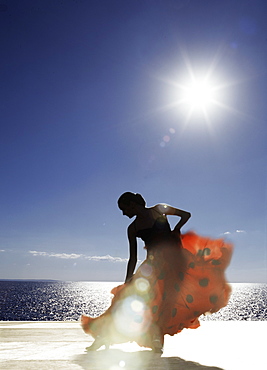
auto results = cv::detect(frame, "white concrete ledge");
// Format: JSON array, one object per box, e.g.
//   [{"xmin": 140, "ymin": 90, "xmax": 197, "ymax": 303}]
[{"xmin": 0, "ymin": 321, "xmax": 266, "ymax": 369}]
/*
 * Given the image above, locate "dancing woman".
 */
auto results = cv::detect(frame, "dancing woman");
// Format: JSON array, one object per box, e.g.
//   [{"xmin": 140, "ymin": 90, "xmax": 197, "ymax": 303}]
[
  {"xmin": 81, "ymin": 192, "xmax": 232, "ymax": 353},
  {"xmin": 120, "ymin": 192, "xmax": 191, "ymax": 284}
]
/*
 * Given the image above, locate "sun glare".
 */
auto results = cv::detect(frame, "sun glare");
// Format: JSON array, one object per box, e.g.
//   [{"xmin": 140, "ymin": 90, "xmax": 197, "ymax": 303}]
[
  {"xmin": 170, "ymin": 70, "xmax": 227, "ymax": 128},
  {"xmin": 150, "ymin": 49, "xmax": 240, "ymax": 130},
  {"xmin": 183, "ymin": 79, "xmax": 215, "ymax": 110},
  {"xmin": 160, "ymin": 68, "xmax": 228, "ymax": 131}
]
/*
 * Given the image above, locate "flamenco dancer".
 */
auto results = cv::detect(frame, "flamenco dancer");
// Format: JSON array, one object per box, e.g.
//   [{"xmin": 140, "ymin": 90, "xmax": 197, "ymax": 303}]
[{"xmin": 81, "ymin": 192, "xmax": 233, "ymax": 354}]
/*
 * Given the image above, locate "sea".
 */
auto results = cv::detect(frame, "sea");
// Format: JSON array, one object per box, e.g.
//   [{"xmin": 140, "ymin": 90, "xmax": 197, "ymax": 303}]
[{"xmin": 0, "ymin": 281, "xmax": 266, "ymax": 321}]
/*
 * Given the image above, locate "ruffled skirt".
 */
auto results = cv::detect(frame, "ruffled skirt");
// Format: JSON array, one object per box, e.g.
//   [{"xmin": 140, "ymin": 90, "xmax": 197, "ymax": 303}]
[{"xmin": 81, "ymin": 232, "xmax": 233, "ymax": 348}]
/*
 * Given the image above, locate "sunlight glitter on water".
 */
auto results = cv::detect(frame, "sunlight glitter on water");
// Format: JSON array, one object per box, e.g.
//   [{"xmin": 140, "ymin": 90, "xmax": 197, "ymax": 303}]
[{"xmin": 0, "ymin": 281, "xmax": 266, "ymax": 321}]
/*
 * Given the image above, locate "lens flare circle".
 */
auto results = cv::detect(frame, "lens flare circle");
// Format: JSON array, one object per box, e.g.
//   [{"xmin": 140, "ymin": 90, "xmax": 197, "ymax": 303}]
[
  {"xmin": 131, "ymin": 298, "xmax": 144, "ymax": 313},
  {"xmin": 135, "ymin": 277, "xmax": 150, "ymax": 293},
  {"xmin": 113, "ymin": 295, "xmax": 151, "ymax": 337},
  {"xmin": 140, "ymin": 263, "xmax": 153, "ymax": 277}
]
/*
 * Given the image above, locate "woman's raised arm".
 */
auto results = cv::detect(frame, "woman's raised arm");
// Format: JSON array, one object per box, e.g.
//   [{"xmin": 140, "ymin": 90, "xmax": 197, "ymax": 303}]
[{"xmin": 156, "ymin": 203, "xmax": 191, "ymax": 233}]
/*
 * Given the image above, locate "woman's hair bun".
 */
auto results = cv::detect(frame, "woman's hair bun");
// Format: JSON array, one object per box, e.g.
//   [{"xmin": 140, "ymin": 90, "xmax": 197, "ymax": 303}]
[
  {"xmin": 134, "ymin": 193, "xmax": 146, "ymax": 206},
  {"xmin": 118, "ymin": 192, "xmax": 146, "ymax": 208}
]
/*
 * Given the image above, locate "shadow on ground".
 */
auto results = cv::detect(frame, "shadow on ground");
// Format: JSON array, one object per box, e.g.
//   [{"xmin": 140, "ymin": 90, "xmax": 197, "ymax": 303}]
[{"xmin": 74, "ymin": 349, "xmax": 223, "ymax": 370}]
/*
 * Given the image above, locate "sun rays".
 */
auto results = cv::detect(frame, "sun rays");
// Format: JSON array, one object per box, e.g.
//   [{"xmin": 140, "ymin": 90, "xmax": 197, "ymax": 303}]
[{"xmin": 151, "ymin": 46, "xmax": 247, "ymax": 134}]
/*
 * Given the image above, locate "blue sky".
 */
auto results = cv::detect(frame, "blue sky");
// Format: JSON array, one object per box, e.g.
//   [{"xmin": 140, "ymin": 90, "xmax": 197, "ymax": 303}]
[{"xmin": 0, "ymin": 0, "xmax": 266, "ymax": 283}]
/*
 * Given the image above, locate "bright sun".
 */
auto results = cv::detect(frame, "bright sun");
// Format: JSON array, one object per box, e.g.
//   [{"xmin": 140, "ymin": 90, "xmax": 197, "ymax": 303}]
[
  {"xmin": 172, "ymin": 71, "xmax": 225, "ymax": 126},
  {"xmin": 183, "ymin": 79, "xmax": 215, "ymax": 110},
  {"xmin": 155, "ymin": 49, "xmax": 235, "ymax": 128}
]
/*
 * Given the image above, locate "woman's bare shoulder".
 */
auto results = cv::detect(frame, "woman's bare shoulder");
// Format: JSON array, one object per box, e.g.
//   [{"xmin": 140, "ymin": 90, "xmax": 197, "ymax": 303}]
[{"xmin": 152, "ymin": 203, "xmax": 170, "ymax": 214}]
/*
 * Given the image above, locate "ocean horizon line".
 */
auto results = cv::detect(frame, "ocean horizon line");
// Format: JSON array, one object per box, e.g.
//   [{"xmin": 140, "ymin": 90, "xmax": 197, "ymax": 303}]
[{"xmin": 0, "ymin": 279, "xmax": 266, "ymax": 284}]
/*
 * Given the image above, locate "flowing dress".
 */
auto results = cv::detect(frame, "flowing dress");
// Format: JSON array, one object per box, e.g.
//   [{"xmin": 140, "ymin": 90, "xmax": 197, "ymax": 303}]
[{"xmin": 81, "ymin": 215, "xmax": 233, "ymax": 348}]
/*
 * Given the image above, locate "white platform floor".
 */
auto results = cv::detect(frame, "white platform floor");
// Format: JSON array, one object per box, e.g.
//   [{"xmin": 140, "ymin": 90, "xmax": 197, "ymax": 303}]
[{"xmin": 0, "ymin": 321, "xmax": 266, "ymax": 369}]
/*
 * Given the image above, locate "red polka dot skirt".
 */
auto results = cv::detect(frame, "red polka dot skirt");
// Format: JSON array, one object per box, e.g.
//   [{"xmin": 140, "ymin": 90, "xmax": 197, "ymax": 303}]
[{"xmin": 81, "ymin": 231, "xmax": 233, "ymax": 348}]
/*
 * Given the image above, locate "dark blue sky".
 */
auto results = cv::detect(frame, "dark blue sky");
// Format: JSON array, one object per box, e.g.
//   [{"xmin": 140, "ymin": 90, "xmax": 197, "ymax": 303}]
[{"xmin": 0, "ymin": 0, "xmax": 266, "ymax": 282}]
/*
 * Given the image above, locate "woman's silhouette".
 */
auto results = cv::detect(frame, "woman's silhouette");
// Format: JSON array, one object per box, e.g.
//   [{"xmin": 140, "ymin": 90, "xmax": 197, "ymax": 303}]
[{"xmin": 81, "ymin": 192, "xmax": 232, "ymax": 353}]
